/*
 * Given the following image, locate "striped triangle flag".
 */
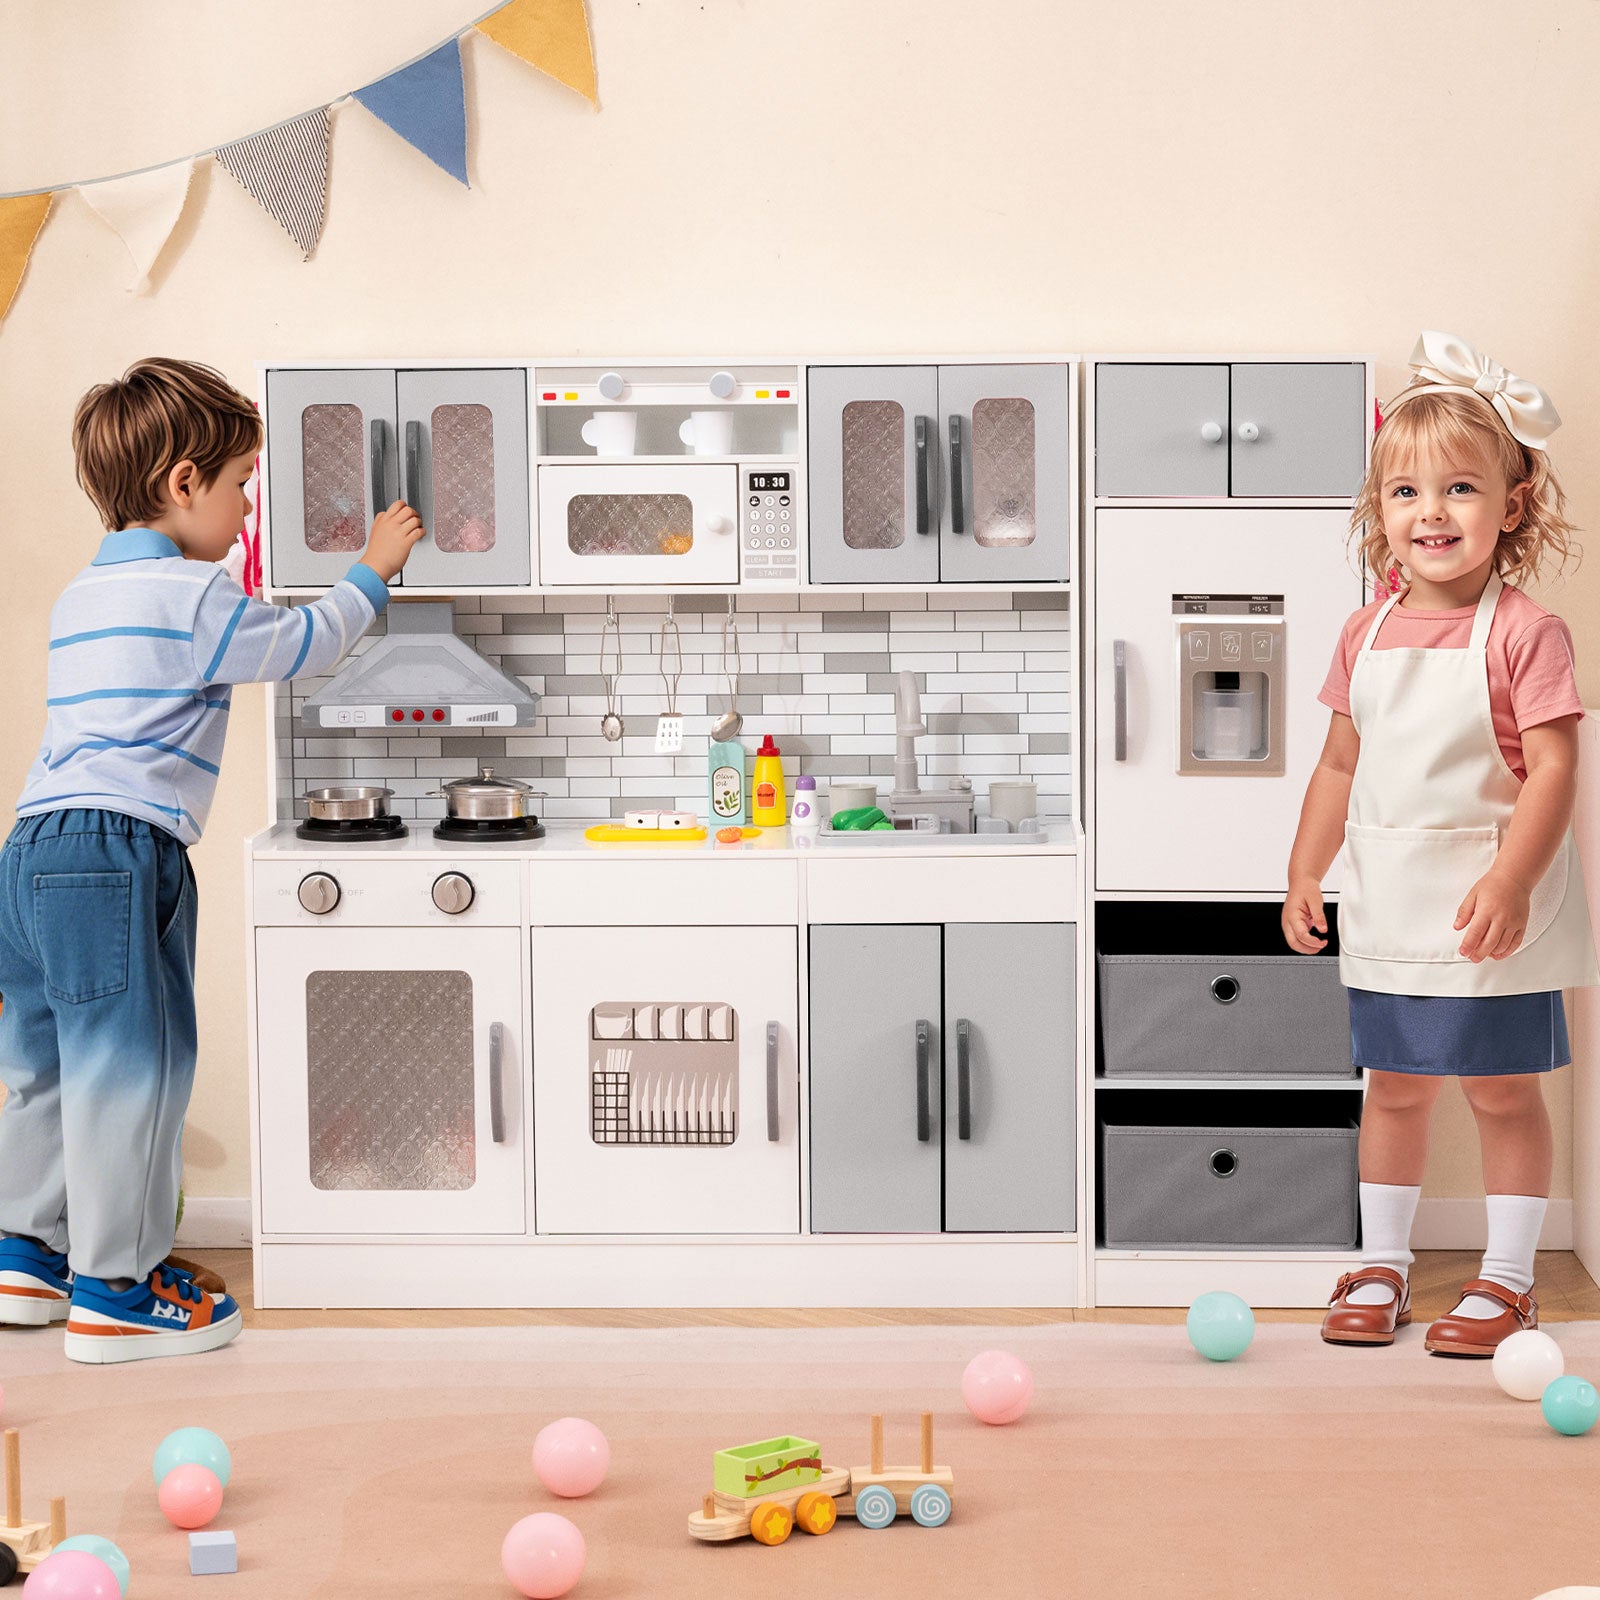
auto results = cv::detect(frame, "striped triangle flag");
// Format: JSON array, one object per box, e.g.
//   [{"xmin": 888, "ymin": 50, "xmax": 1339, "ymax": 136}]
[
  {"xmin": 215, "ymin": 108, "xmax": 330, "ymax": 259},
  {"xmin": 354, "ymin": 39, "xmax": 469, "ymax": 186},
  {"xmin": 0, "ymin": 192, "xmax": 52, "ymax": 324},
  {"xmin": 76, "ymin": 160, "xmax": 196, "ymax": 293},
  {"xmin": 477, "ymin": 0, "xmax": 598, "ymax": 108}
]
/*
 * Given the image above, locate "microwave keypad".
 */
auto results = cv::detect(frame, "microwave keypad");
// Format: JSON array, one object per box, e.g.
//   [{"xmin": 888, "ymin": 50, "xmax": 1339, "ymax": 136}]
[{"xmin": 741, "ymin": 469, "xmax": 799, "ymax": 584}]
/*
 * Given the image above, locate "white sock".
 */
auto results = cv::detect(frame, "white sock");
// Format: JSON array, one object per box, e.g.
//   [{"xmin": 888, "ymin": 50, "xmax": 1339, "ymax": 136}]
[
  {"xmin": 1450, "ymin": 1194, "xmax": 1546, "ymax": 1319},
  {"xmin": 1347, "ymin": 1182, "xmax": 1422, "ymax": 1305}
]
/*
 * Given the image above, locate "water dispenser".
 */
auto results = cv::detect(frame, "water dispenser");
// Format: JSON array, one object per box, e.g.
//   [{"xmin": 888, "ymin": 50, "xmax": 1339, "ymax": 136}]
[{"xmin": 1174, "ymin": 594, "xmax": 1285, "ymax": 776}]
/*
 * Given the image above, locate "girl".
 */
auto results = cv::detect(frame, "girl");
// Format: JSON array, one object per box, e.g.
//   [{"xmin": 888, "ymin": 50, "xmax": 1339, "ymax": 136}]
[{"xmin": 1282, "ymin": 331, "xmax": 1600, "ymax": 1356}]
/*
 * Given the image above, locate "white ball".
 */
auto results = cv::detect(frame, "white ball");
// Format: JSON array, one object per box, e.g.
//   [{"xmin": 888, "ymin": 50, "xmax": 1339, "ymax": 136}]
[
  {"xmin": 1491, "ymin": 1328, "xmax": 1565, "ymax": 1401},
  {"xmin": 1529, "ymin": 1589, "xmax": 1600, "ymax": 1599}
]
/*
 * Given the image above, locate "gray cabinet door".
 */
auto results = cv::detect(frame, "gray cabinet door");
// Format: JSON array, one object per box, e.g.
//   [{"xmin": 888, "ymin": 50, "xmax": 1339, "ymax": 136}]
[
  {"xmin": 943, "ymin": 923, "xmax": 1075, "ymax": 1232},
  {"xmin": 266, "ymin": 368, "xmax": 398, "ymax": 588},
  {"xmin": 807, "ymin": 366, "xmax": 941, "ymax": 584},
  {"xmin": 937, "ymin": 364, "xmax": 1071, "ymax": 583},
  {"xmin": 1229, "ymin": 363, "xmax": 1367, "ymax": 498},
  {"xmin": 1094, "ymin": 364, "xmax": 1229, "ymax": 497},
  {"xmin": 809, "ymin": 924, "xmax": 942, "ymax": 1231},
  {"xmin": 397, "ymin": 369, "xmax": 531, "ymax": 587}
]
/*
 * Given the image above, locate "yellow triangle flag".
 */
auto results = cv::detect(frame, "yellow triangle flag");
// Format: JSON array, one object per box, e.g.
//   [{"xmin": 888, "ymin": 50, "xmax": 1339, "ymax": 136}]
[
  {"xmin": 0, "ymin": 192, "xmax": 52, "ymax": 325},
  {"xmin": 477, "ymin": 0, "xmax": 597, "ymax": 108}
]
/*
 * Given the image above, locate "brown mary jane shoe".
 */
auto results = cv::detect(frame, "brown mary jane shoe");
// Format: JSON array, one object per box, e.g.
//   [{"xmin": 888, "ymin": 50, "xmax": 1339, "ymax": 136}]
[
  {"xmin": 1322, "ymin": 1266, "xmax": 1412, "ymax": 1346},
  {"xmin": 1424, "ymin": 1278, "xmax": 1537, "ymax": 1358}
]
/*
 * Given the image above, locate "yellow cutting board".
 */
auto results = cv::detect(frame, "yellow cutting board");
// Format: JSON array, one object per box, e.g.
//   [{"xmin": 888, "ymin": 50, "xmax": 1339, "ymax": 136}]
[{"xmin": 584, "ymin": 823, "xmax": 711, "ymax": 843}]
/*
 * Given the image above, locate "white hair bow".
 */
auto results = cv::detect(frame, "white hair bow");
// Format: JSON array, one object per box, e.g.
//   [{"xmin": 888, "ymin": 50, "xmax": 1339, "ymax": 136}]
[{"xmin": 1386, "ymin": 330, "xmax": 1561, "ymax": 451}]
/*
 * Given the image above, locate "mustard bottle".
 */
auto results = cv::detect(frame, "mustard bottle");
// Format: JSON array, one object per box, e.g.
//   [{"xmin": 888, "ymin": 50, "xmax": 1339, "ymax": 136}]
[{"xmin": 751, "ymin": 734, "xmax": 787, "ymax": 827}]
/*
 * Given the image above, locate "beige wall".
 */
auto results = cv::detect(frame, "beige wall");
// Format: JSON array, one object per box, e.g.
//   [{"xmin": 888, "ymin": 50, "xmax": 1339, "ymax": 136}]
[{"xmin": 1, "ymin": 0, "xmax": 1595, "ymax": 1203}]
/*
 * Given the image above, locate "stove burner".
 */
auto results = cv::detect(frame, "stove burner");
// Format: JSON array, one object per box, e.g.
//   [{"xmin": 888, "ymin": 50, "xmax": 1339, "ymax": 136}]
[
  {"xmin": 295, "ymin": 814, "xmax": 408, "ymax": 842},
  {"xmin": 432, "ymin": 816, "xmax": 545, "ymax": 843}
]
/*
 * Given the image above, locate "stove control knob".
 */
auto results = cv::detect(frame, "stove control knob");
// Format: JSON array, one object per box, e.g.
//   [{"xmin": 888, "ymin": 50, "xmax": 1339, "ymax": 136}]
[
  {"xmin": 297, "ymin": 872, "xmax": 341, "ymax": 915},
  {"xmin": 432, "ymin": 872, "xmax": 476, "ymax": 915}
]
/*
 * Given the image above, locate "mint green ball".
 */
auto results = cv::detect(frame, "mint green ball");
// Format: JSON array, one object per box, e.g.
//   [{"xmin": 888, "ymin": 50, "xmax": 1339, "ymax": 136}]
[
  {"xmin": 154, "ymin": 1426, "xmax": 231, "ymax": 1488},
  {"xmin": 1186, "ymin": 1291, "xmax": 1256, "ymax": 1361},
  {"xmin": 1541, "ymin": 1375, "xmax": 1600, "ymax": 1436},
  {"xmin": 53, "ymin": 1535, "xmax": 130, "ymax": 1596}
]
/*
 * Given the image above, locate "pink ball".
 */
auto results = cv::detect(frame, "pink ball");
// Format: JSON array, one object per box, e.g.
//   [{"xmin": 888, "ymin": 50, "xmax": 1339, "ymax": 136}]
[
  {"xmin": 22, "ymin": 1550, "xmax": 120, "ymax": 1599},
  {"xmin": 501, "ymin": 1513, "xmax": 586, "ymax": 1598},
  {"xmin": 962, "ymin": 1348, "xmax": 1034, "ymax": 1425},
  {"xmin": 157, "ymin": 1461, "xmax": 224, "ymax": 1529},
  {"xmin": 532, "ymin": 1417, "xmax": 610, "ymax": 1498}
]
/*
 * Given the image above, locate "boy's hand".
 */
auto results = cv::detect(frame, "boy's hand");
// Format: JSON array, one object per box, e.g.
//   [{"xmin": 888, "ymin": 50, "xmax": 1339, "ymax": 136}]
[
  {"xmin": 1282, "ymin": 875, "xmax": 1328, "ymax": 954},
  {"xmin": 361, "ymin": 500, "xmax": 427, "ymax": 583},
  {"xmin": 1455, "ymin": 867, "xmax": 1530, "ymax": 962}
]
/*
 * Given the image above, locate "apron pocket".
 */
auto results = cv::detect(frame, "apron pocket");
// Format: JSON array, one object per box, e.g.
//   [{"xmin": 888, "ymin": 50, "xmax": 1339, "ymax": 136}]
[{"xmin": 1340, "ymin": 823, "xmax": 1498, "ymax": 963}]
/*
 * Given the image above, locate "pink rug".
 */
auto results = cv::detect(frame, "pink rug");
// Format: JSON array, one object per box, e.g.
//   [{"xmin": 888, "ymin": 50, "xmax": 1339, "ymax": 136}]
[{"xmin": 2, "ymin": 1322, "xmax": 1598, "ymax": 1598}]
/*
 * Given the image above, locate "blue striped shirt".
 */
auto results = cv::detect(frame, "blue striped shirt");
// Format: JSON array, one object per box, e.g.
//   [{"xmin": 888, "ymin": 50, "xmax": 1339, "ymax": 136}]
[{"xmin": 17, "ymin": 528, "xmax": 389, "ymax": 845}]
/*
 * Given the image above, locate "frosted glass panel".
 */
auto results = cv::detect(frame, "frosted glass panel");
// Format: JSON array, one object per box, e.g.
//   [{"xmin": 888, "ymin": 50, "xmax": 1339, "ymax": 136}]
[
  {"xmin": 431, "ymin": 402, "xmax": 497, "ymax": 553},
  {"xmin": 971, "ymin": 396, "xmax": 1036, "ymax": 548},
  {"xmin": 567, "ymin": 494, "xmax": 694, "ymax": 557},
  {"xmin": 841, "ymin": 400, "xmax": 905, "ymax": 550},
  {"xmin": 306, "ymin": 970, "xmax": 475, "ymax": 1190},
  {"xmin": 299, "ymin": 404, "xmax": 367, "ymax": 553}
]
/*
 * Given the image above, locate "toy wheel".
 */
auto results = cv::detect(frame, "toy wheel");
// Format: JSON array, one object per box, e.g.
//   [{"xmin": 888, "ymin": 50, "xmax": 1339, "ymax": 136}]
[
  {"xmin": 749, "ymin": 1500, "xmax": 794, "ymax": 1545},
  {"xmin": 853, "ymin": 1483, "xmax": 897, "ymax": 1529},
  {"xmin": 0, "ymin": 1542, "xmax": 17, "ymax": 1586},
  {"xmin": 910, "ymin": 1482, "xmax": 952, "ymax": 1528},
  {"xmin": 795, "ymin": 1490, "xmax": 837, "ymax": 1535}
]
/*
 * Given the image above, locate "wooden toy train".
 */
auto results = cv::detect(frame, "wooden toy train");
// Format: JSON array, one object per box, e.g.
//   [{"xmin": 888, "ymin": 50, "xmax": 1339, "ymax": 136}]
[
  {"xmin": 687, "ymin": 1413, "xmax": 953, "ymax": 1545},
  {"xmin": 0, "ymin": 1428, "xmax": 67, "ymax": 1585}
]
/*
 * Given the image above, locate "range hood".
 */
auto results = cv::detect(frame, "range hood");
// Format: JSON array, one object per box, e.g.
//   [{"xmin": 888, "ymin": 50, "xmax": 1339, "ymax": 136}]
[{"xmin": 302, "ymin": 602, "xmax": 541, "ymax": 729}]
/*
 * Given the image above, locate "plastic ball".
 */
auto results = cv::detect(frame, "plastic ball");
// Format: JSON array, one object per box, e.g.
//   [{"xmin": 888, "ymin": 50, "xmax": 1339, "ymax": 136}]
[
  {"xmin": 532, "ymin": 1416, "xmax": 610, "ymax": 1498},
  {"xmin": 1530, "ymin": 1590, "xmax": 1600, "ymax": 1599},
  {"xmin": 157, "ymin": 1462, "xmax": 224, "ymax": 1529},
  {"xmin": 1186, "ymin": 1291, "xmax": 1256, "ymax": 1361},
  {"xmin": 501, "ymin": 1513, "xmax": 586, "ymax": 1599},
  {"xmin": 21, "ymin": 1549, "xmax": 120, "ymax": 1599},
  {"xmin": 1492, "ymin": 1329, "xmax": 1566, "ymax": 1401},
  {"xmin": 1540, "ymin": 1375, "xmax": 1600, "ymax": 1437},
  {"xmin": 51, "ymin": 1539, "xmax": 128, "ymax": 1599},
  {"xmin": 961, "ymin": 1349, "xmax": 1034, "ymax": 1424},
  {"xmin": 153, "ymin": 1426, "xmax": 231, "ymax": 1488}
]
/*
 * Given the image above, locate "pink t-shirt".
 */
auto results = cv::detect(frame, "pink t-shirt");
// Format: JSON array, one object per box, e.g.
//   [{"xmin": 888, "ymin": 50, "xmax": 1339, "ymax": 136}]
[{"xmin": 1318, "ymin": 583, "xmax": 1584, "ymax": 782}]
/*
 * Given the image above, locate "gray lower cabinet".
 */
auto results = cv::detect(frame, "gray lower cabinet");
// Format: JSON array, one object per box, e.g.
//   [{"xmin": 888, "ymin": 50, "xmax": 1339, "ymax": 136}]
[{"xmin": 809, "ymin": 922, "xmax": 1075, "ymax": 1233}]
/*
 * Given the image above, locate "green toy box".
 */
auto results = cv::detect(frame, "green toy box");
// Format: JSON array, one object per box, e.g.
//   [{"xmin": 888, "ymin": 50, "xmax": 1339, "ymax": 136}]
[{"xmin": 713, "ymin": 1436, "xmax": 824, "ymax": 1498}]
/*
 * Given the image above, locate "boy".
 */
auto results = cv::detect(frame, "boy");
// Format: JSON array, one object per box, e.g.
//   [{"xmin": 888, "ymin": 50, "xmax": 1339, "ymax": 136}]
[{"xmin": 0, "ymin": 357, "xmax": 424, "ymax": 1362}]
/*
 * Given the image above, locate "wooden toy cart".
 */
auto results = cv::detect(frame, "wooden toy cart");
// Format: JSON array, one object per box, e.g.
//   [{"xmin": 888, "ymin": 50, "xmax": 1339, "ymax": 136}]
[
  {"xmin": 0, "ymin": 1428, "xmax": 67, "ymax": 1583},
  {"xmin": 687, "ymin": 1413, "xmax": 953, "ymax": 1545}
]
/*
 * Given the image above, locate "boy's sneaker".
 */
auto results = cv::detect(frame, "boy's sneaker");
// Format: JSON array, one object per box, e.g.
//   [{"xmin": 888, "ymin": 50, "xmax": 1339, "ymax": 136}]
[
  {"xmin": 64, "ymin": 1261, "xmax": 241, "ymax": 1365},
  {"xmin": 0, "ymin": 1237, "xmax": 73, "ymax": 1325}
]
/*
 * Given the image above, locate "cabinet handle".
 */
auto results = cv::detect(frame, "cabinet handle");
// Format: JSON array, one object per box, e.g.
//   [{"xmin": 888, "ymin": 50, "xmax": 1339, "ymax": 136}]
[
  {"xmin": 914, "ymin": 415, "xmax": 936, "ymax": 535},
  {"xmin": 404, "ymin": 419, "xmax": 422, "ymax": 510},
  {"xmin": 948, "ymin": 414, "xmax": 966, "ymax": 535},
  {"xmin": 956, "ymin": 1018, "xmax": 972, "ymax": 1140},
  {"xmin": 1113, "ymin": 639, "xmax": 1127, "ymax": 761},
  {"xmin": 369, "ymin": 418, "xmax": 386, "ymax": 512},
  {"xmin": 915, "ymin": 1020, "xmax": 932, "ymax": 1142},
  {"xmin": 1236, "ymin": 420, "xmax": 1260, "ymax": 443},
  {"xmin": 489, "ymin": 1021, "xmax": 507, "ymax": 1144},
  {"xmin": 765, "ymin": 1020, "xmax": 780, "ymax": 1142}
]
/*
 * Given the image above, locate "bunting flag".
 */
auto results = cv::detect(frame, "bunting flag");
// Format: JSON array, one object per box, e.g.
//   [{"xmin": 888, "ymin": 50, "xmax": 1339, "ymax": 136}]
[
  {"xmin": 354, "ymin": 39, "xmax": 470, "ymax": 186},
  {"xmin": 75, "ymin": 160, "xmax": 196, "ymax": 292},
  {"xmin": 0, "ymin": 193, "xmax": 52, "ymax": 322},
  {"xmin": 215, "ymin": 108, "xmax": 331, "ymax": 260},
  {"xmin": 477, "ymin": 0, "xmax": 598, "ymax": 108}
]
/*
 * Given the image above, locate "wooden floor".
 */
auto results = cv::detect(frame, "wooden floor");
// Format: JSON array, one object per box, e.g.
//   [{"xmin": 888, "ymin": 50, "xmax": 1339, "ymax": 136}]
[{"xmin": 189, "ymin": 1247, "xmax": 1600, "ymax": 1330}]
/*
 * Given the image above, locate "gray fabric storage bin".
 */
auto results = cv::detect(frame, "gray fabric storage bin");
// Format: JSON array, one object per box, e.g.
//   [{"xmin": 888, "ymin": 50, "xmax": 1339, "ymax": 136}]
[
  {"xmin": 1101, "ymin": 1108, "xmax": 1359, "ymax": 1249},
  {"xmin": 1098, "ymin": 953, "xmax": 1353, "ymax": 1077}
]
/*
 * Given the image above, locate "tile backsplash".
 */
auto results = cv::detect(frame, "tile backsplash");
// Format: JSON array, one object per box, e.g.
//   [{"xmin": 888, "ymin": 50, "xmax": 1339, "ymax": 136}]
[{"xmin": 279, "ymin": 592, "xmax": 1073, "ymax": 823}]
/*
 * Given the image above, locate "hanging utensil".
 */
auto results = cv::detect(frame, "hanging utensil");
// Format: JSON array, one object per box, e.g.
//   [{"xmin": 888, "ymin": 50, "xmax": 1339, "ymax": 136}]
[
  {"xmin": 654, "ymin": 599, "xmax": 684, "ymax": 754},
  {"xmin": 710, "ymin": 601, "xmax": 743, "ymax": 743},
  {"xmin": 599, "ymin": 600, "xmax": 623, "ymax": 743}
]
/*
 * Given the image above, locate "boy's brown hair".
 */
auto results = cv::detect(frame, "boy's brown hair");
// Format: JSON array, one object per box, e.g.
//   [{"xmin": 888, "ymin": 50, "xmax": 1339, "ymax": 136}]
[{"xmin": 72, "ymin": 357, "xmax": 263, "ymax": 531}]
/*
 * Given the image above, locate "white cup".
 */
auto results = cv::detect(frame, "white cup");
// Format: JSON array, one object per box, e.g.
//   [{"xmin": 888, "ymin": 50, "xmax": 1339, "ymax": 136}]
[
  {"xmin": 988, "ymin": 780, "xmax": 1038, "ymax": 827},
  {"xmin": 678, "ymin": 410, "xmax": 734, "ymax": 455},
  {"xmin": 581, "ymin": 411, "xmax": 638, "ymax": 455}
]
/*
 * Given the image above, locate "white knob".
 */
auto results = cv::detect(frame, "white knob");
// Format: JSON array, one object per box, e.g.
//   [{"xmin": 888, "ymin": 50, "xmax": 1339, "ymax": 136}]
[
  {"xmin": 297, "ymin": 872, "xmax": 340, "ymax": 915},
  {"xmin": 1199, "ymin": 420, "xmax": 1224, "ymax": 444},
  {"xmin": 706, "ymin": 514, "xmax": 734, "ymax": 535},
  {"xmin": 708, "ymin": 370, "xmax": 738, "ymax": 399},
  {"xmin": 432, "ymin": 872, "xmax": 476, "ymax": 915},
  {"xmin": 597, "ymin": 371, "xmax": 627, "ymax": 400},
  {"xmin": 1236, "ymin": 420, "xmax": 1260, "ymax": 443}
]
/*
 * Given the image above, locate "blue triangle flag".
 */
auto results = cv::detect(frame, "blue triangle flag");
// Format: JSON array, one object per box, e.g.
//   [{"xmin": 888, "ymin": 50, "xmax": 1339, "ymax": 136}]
[{"xmin": 353, "ymin": 39, "xmax": 469, "ymax": 187}]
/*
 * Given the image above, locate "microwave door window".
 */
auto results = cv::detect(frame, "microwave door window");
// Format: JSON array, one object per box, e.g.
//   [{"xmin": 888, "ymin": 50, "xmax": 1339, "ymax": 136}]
[
  {"xmin": 567, "ymin": 494, "xmax": 695, "ymax": 559},
  {"xmin": 430, "ymin": 403, "xmax": 497, "ymax": 553}
]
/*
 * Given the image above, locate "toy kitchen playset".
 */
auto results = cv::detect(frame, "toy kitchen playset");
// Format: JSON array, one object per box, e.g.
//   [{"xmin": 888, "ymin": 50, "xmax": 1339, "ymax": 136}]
[{"xmin": 245, "ymin": 354, "xmax": 1373, "ymax": 1312}]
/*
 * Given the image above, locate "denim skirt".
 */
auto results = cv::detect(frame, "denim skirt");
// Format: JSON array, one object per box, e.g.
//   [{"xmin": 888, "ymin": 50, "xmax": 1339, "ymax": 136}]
[{"xmin": 1348, "ymin": 987, "xmax": 1570, "ymax": 1076}]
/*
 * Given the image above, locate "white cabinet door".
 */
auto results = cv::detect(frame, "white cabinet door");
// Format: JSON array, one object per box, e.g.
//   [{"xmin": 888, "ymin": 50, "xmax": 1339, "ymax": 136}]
[
  {"xmin": 532, "ymin": 926, "xmax": 799, "ymax": 1233},
  {"xmin": 1094, "ymin": 507, "xmax": 1362, "ymax": 893},
  {"xmin": 256, "ymin": 927, "xmax": 525, "ymax": 1234}
]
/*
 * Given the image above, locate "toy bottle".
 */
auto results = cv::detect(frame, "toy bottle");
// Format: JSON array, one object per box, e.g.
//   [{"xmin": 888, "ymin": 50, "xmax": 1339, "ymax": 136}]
[
  {"xmin": 751, "ymin": 735, "xmax": 786, "ymax": 827},
  {"xmin": 790, "ymin": 774, "xmax": 820, "ymax": 838},
  {"xmin": 708, "ymin": 736, "xmax": 746, "ymax": 826}
]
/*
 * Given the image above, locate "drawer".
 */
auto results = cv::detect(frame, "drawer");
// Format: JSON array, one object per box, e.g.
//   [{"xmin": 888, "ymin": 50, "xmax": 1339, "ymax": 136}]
[
  {"xmin": 530, "ymin": 858, "xmax": 799, "ymax": 924},
  {"xmin": 1097, "ymin": 953, "xmax": 1352, "ymax": 1078},
  {"xmin": 805, "ymin": 854, "xmax": 1075, "ymax": 923},
  {"xmin": 1101, "ymin": 1096, "xmax": 1359, "ymax": 1250}
]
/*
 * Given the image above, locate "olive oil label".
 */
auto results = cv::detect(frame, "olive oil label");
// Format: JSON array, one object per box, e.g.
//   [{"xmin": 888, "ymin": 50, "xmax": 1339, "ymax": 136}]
[{"xmin": 712, "ymin": 766, "xmax": 742, "ymax": 817}]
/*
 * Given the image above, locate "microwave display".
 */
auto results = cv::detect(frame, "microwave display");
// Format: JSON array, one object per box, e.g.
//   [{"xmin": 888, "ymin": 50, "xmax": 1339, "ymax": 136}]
[{"xmin": 749, "ymin": 472, "xmax": 791, "ymax": 491}]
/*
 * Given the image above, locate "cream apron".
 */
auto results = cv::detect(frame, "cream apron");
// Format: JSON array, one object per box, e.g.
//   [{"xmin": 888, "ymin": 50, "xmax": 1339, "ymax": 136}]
[{"xmin": 1339, "ymin": 571, "xmax": 1600, "ymax": 997}]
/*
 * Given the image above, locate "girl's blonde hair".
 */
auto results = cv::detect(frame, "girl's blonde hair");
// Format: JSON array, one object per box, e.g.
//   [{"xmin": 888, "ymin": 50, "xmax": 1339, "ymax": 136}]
[{"xmin": 1350, "ymin": 388, "xmax": 1578, "ymax": 592}]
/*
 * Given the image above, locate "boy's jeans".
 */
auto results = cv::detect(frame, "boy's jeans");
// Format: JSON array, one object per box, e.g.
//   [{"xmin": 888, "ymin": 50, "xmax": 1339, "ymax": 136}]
[{"xmin": 0, "ymin": 809, "xmax": 197, "ymax": 1281}]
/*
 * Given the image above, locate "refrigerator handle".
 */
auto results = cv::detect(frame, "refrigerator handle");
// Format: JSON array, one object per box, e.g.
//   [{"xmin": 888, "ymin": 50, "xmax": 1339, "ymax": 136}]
[
  {"xmin": 369, "ymin": 417, "xmax": 386, "ymax": 513},
  {"xmin": 915, "ymin": 1020, "xmax": 932, "ymax": 1142},
  {"xmin": 1113, "ymin": 639, "xmax": 1128, "ymax": 761},
  {"xmin": 913, "ymin": 416, "xmax": 932, "ymax": 535},
  {"xmin": 948, "ymin": 414, "xmax": 966, "ymax": 535},
  {"xmin": 956, "ymin": 1018, "xmax": 972, "ymax": 1140},
  {"xmin": 765, "ymin": 1020, "xmax": 780, "ymax": 1142},
  {"xmin": 489, "ymin": 1021, "xmax": 507, "ymax": 1144},
  {"xmin": 404, "ymin": 419, "xmax": 422, "ymax": 511}
]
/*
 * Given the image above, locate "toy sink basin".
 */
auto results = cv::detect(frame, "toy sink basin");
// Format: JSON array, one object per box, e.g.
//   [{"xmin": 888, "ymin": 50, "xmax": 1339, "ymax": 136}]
[
  {"xmin": 817, "ymin": 829, "xmax": 1033, "ymax": 847},
  {"xmin": 713, "ymin": 1435, "xmax": 824, "ymax": 1498}
]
